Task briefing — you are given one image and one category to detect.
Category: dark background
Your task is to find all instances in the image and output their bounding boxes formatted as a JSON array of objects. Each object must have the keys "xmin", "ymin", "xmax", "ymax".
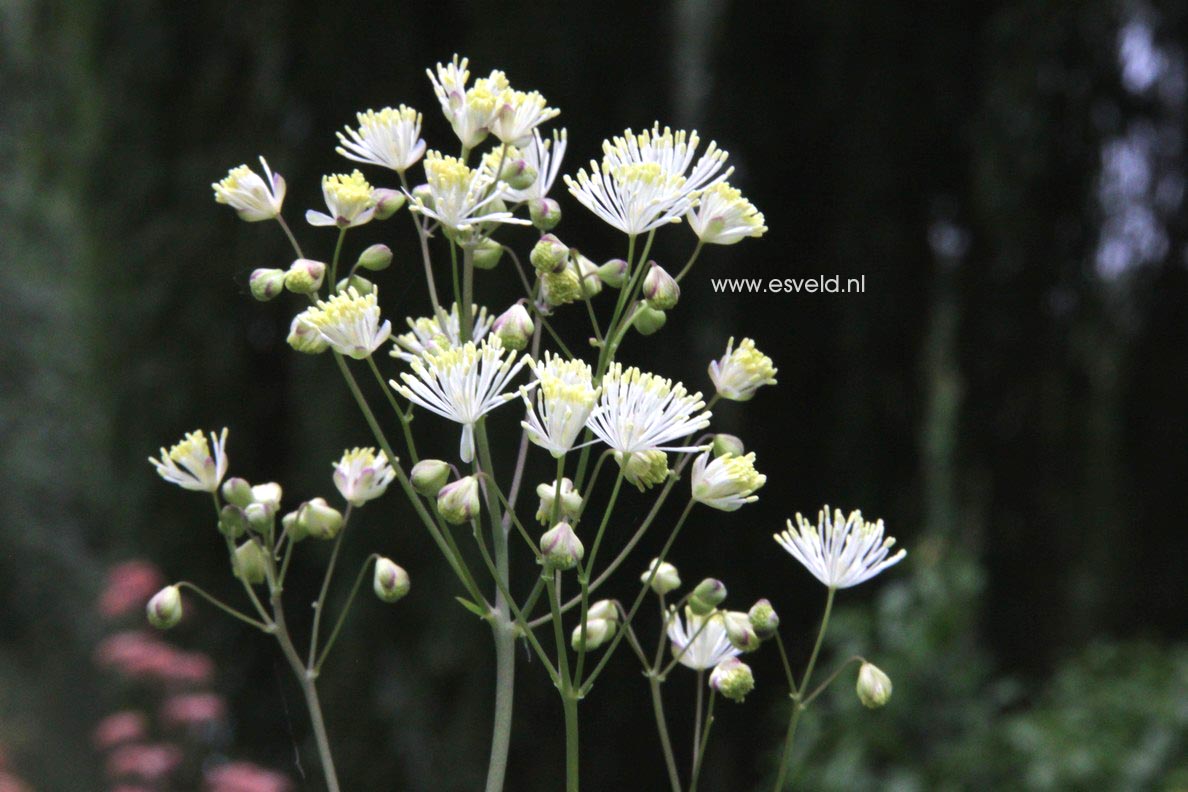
[{"xmin": 3, "ymin": 1, "xmax": 1188, "ymax": 790}]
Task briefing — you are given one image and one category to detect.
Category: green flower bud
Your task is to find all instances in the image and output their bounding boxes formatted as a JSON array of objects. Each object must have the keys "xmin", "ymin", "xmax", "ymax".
[
  {"xmin": 641, "ymin": 558, "xmax": 681, "ymax": 595},
  {"xmin": 541, "ymin": 266, "xmax": 583, "ymax": 307},
  {"xmin": 472, "ymin": 237, "xmax": 504, "ymax": 270},
  {"xmin": 296, "ymin": 497, "xmax": 344, "ymax": 540},
  {"xmin": 218, "ymin": 505, "xmax": 248, "ymax": 539},
  {"xmin": 232, "ymin": 541, "xmax": 268, "ymax": 585},
  {"xmin": 373, "ymin": 557, "xmax": 411, "ymax": 603},
  {"xmin": 632, "ymin": 304, "xmax": 667, "ymax": 336},
  {"xmin": 249, "ymin": 268, "xmax": 286, "ymax": 302},
  {"xmin": 689, "ymin": 578, "xmax": 727, "ymax": 615},
  {"xmin": 530, "ymin": 198, "xmax": 561, "ymax": 230},
  {"xmin": 411, "ymin": 459, "xmax": 451, "ymax": 497},
  {"xmin": 748, "ymin": 599, "xmax": 779, "ymax": 640},
  {"xmin": 614, "ymin": 449, "xmax": 669, "ymax": 491},
  {"xmin": 287, "ymin": 312, "xmax": 329, "ymax": 354},
  {"xmin": 643, "ymin": 262, "xmax": 680, "ymax": 310},
  {"xmin": 574, "ymin": 254, "xmax": 603, "ymax": 297},
  {"xmin": 712, "ymin": 434, "xmax": 746, "ymax": 458},
  {"xmin": 540, "ymin": 521, "xmax": 584, "ymax": 571},
  {"xmin": 535, "ymin": 478, "xmax": 583, "ymax": 524},
  {"xmin": 221, "ymin": 477, "xmax": 254, "ymax": 508},
  {"xmin": 243, "ymin": 502, "xmax": 274, "ymax": 534},
  {"xmin": 282, "ymin": 510, "xmax": 306, "ymax": 542},
  {"xmin": 571, "ymin": 617, "xmax": 615, "ymax": 651},
  {"xmin": 500, "ymin": 158, "xmax": 537, "ymax": 191},
  {"xmin": 724, "ymin": 611, "xmax": 761, "ymax": 652},
  {"xmin": 336, "ymin": 274, "xmax": 375, "ymax": 295},
  {"xmin": 530, "ymin": 234, "xmax": 569, "ymax": 274},
  {"xmin": 372, "ymin": 188, "xmax": 406, "ymax": 220},
  {"xmin": 250, "ymin": 482, "xmax": 283, "ymax": 513},
  {"xmin": 411, "ymin": 183, "xmax": 434, "ymax": 211},
  {"xmin": 146, "ymin": 585, "xmax": 183, "ymax": 629},
  {"xmin": 710, "ymin": 658, "xmax": 755, "ymax": 702},
  {"xmin": 587, "ymin": 599, "xmax": 618, "ymax": 623},
  {"xmin": 856, "ymin": 662, "xmax": 892, "ymax": 709},
  {"xmin": 436, "ymin": 476, "xmax": 480, "ymax": 525},
  {"xmin": 357, "ymin": 243, "xmax": 393, "ymax": 271},
  {"xmin": 597, "ymin": 259, "xmax": 628, "ymax": 288},
  {"xmin": 284, "ymin": 258, "xmax": 326, "ymax": 295},
  {"xmin": 493, "ymin": 303, "xmax": 534, "ymax": 351}
]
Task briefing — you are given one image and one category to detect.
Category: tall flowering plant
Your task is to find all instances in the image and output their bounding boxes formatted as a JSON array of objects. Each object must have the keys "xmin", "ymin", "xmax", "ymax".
[{"xmin": 144, "ymin": 53, "xmax": 908, "ymax": 791}]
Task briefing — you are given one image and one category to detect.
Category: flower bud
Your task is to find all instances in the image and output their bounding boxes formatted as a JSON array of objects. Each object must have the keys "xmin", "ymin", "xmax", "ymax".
[
  {"xmin": 472, "ymin": 237, "xmax": 504, "ymax": 270},
  {"xmin": 641, "ymin": 558, "xmax": 681, "ymax": 595},
  {"xmin": 411, "ymin": 183, "xmax": 434, "ymax": 210},
  {"xmin": 411, "ymin": 459, "xmax": 451, "ymax": 497},
  {"xmin": 724, "ymin": 611, "xmax": 761, "ymax": 652},
  {"xmin": 287, "ymin": 312, "xmax": 329, "ymax": 354},
  {"xmin": 748, "ymin": 599, "xmax": 779, "ymax": 640},
  {"xmin": 493, "ymin": 303, "xmax": 534, "ymax": 351},
  {"xmin": 856, "ymin": 662, "xmax": 892, "ymax": 709},
  {"xmin": 530, "ymin": 234, "xmax": 569, "ymax": 274},
  {"xmin": 643, "ymin": 262, "xmax": 680, "ymax": 310},
  {"xmin": 710, "ymin": 658, "xmax": 755, "ymax": 702},
  {"xmin": 295, "ymin": 497, "xmax": 344, "ymax": 540},
  {"xmin": 689, "ymin": 578, "xmax": 727, "ymax": 615},
  {"xmin": 147, "ymin": 585, "xmax": 183, "ymax": 629},
  {"xmin": 232, "ymin": 541, "xmax": 267, "ymax": 585},
  {"xmin": 221, "ymin": 477, "xmax": 254, "ymax": 508},
  {"xmin": 218, "ymin": 505, "xmax": 248, "ymax": 539},
  {"xmin": 632, "ymin": 304, "xmax": 667, "ymax": 336},
  {"xmin": 249, "ymin": 268, "xmax": 286, "ymax": 302},
  {"xmin": 614, "ymin": 449, "xmax": 669, "ymax": 491},
  {"xmin": 712, "ymin": 434, "xmax": 746, "ymax": 458},
  {"xmin": 571, "ymin": 617, "xmax": 614, "ymax": 651},
  {"xmin": 540, "ymin": 522, "xmax": 583, "ymax": 571},
  {"xmin": 373, "ymin": 557, "xmax": 411, "ymax": 603},
  {"xmin": 372, "ymin": 188, "xmax": 406, "ymax": 220},
  {"xmin": 500, "ymin": 158, "xmax": 537, "ymax": 191},
  {"xmin": 597, "ymin": 259, "xmax": 628, "ymax": 288},
  {"xmin": 357, "ymin": 243, "xmax": 393, "ymax": 271},
  {"xmin": 574, "ymin": 254, "xmax": 603, "ymax": 297},
  {"xmin": 587, "ymin": 599, "xmax": 618, "ymax": 623},
  {"xmin": 530, "ymin": 198, "xmax": 562, "ymax": 230},
  {"xmin": 535, "ymin": 478, "xmax": 583, "ymax": 524},
  {"xmin": 284, "ymin": 259, "xmax": 326, "ymax": 295},
  {"xmin": 541, "ymin": 266, "xmax": 583, "ymax": 307},
  {"xmin": 250, "ymin": 482, "xmax": 283, "ymax": 513},
  {"xmin": 336, "ymin": 274, "xmax": 375, "ymax": 295},
  {"xmin": 436, "ymin": 476, "xmax": 480, "ymax": 525},
  {"xmin": 243, "ymin": 502, "xmax": 274, "ymax": 534},
  {"xmin": 282, "ymin": 510, "xmax": 305, "ymax": 542}
]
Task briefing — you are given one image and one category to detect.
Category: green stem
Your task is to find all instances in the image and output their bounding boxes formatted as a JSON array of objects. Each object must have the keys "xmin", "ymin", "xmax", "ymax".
[
  {"xmin": 674, "ymin": 241, "xmax": 705, "ymax": 283},
  {"xmin": 801, "ymin": 655, "xmax": 865, "ymax": 708},
  {"xmin": 330, "ymin": 228, "xmax": 347, "ymax": 291},
  {"xmin": 366, "ymin": 355, "xmax": 419, "ymax": 465},
  {"xmin": 315, "ymin": 554, "xmax": 380, "ymax": 673},
  {"xmin": 692, "ymin": 670, "xmax": 704, "ymax": 778},
  {"xmin": 276, "ymin": 214, "xmax": 306, "ymax": 259},
  {"xmin": 649, "ymin": 675, "xmax": 682, "ymax": 792},
  {"xmin": 399, "ymin": 171, "xmax": 443, "ymax": 317},
  {"xmin": 308, "ymin": 507, "xmax": 351, "ymax": 667},
  {"xmin": 563, "ymin": 689, "xmax": 580, "ymax": 792},
  {"xmin": 574, "ymin": 467, "xmax": 626, "ymax": 684},
  {"xmin": 174, "ymin": 581, "xmax": 272, "ymax": 632},
  {"xmin": 689, "ymin": 692, "xmax": 716, "ymax": 792}
]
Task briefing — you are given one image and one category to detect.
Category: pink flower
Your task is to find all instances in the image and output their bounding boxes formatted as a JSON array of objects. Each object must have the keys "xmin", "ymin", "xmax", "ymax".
[
  {"xmin": 92, "ymin": 711, "xmax": 149, "ymax": 751},
  {"xmin": 204, "ymin": 762, "xmax": 293, "ymax": 792},
  {"xmin": 161, "ymin": 693, "xmax": 226, "ymax": 728},
  {"xmin": 99, "ymin": 561, "xmax": 166, "ymax": 619},
  {"xmin": 105, "ymin": 743, "xmax": 183, "ymax": 783}
]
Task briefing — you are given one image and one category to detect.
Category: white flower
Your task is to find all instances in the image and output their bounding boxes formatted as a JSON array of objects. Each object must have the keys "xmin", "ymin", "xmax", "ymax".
[
  {"xmin": 520, "ymin": 353, "xmax": 600, "ymax": 457},
  {"xmin": 774, "ymin": 506, "xmax": 907, "ymax": 589},
  {"xmin": 303, "ymin": 287, "xmax": 392, "ymax": 359},
  {"xmin": 491, "ymin": 89, "xmax": 560, "ymax": 146},
  {"xmin": 667, "ymin": 606, "xmax": 740, "ymax": 670},
  {"xmin": 564, "ymin": 123, "xmax": 731, "ymax": 235},
  {"xmin": 586, "ymin": 363, "xmax": 711, "ymax": 455},
  {"xmin": 149, "ymin": 428, "xmax": 229, "ymax": 493},
  {"xmin": 691, "ymin": 451, "xmax": 766, "ymax": 511},
  {"xmin": 306, "ymin": 170, "xmax": 377, "ymax": 228},
  {"xmin": 708, "ymin": 337, "xmax": 778, "ymax": 401},
  {"xmin": 389, "ymin": 303, "xmax": 493, "ymax": 363},
  {"xmin": 410, "ymin": 151, "xmax": 529, "ymax": 236},
  {"xmin": 504, "ymin": 129, "xmax": 568, "ymax": 203},
  {"xmin": 212, "ymin": 157, "xmax": 285, "ymax": 222},
  {"xmin": 687, "ymin": 182, "xmax": 767, "ymax": 245},
  {"xmin": 391, "ymin": 338, "xmax": 529, "ymax": 462},
  {"xmin": 427, "ymin": 55, "xmax": 508, "ymax": 149},
  {"xmin": 336, "ymin": 106, "xmax": 427, "ymax": 173},
  {"xmin": 332, "ymin": 447, "xmax": 396, "ymax": 506}
]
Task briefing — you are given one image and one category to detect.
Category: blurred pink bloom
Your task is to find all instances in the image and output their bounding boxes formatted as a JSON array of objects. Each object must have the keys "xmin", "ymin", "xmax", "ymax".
[
  {"xmin": 94, "ymin": 630, "xmax": 165, "ymax": 671},
  {"xmin": 99, "ymin": 561, "xmax": 167, "ymax": 619},
  {"xmin": 158, "ymin": 651, "xmax": 215, "ymax": 686},
  {"xmin": 105, "ymin": 743, "xmax": 183, "ymax": 782},
  {"xmin": 204, "ymin": 762, "xmax": 293, "ymax": 792},
  {"xmin": 110, "ymin": 786, "xmax": 155, "ymax": 792},
  {"xmin": 92, "ymin": 711, "xmax": 149, "ymax": 751},
  {"xmin": 0, "ymin": 772, "xmax": 33, "ymax": 792},
  {"xmin": 161, "ymin": 692, "xmax": 226, "ymax": 728},
  {"xmin": 94, "ymin": 632, "xmax": 215, "ymax": 687}
]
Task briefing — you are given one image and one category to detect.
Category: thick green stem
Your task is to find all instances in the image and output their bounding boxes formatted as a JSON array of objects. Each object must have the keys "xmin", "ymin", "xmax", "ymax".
[
  {"xmin": 649, "ymin": 675, "xmax": 682, "ymax": 792},
  {"xmin": 563, "ymin": 691, "xmax": 580, "ymax": 792}
]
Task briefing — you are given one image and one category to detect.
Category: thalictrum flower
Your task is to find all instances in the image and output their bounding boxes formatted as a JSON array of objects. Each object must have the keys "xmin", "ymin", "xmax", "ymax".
[
  {"xmin": 148, "ymin": 429, "xmax": 229, "ymax": 493},
  {"xmin": 427, "ymin": 55, "xmax": 509, "ymax": 149},
  {"xmin": 332, "ymin": 447, "xmax": 396, "ymax": 506},
  {"xmin": 667, "ymin": 606, "xmax": 740, "ymax": 670},
  {"xmin": 490, "ymin": 89, "xmax": 560, "ymax": 146},
  {"xmin": 389, "ymin": 303, "xmax": 493, "ymax": 363},
  {"xmin": 212, "ymin": 157, "xmax": 285, "ymax": 222},
  {"xmin": 409, "ymin": 151, "xmax": 529, "ymax": 236},
  {"xmin": 306, "ymin": 170, "xmax": 377, "ymax": 228},
  {"xmin": 687, "ymin": 182, "xmax": 767, "ymax": 245},
  {"xmin": 303, "ymin": 287, "xmax": 392, "ymax": 359},
  {"xmin": 774, "ymin": 506, "xmax": 907, "ymax": 589},
  {"xmin": 520, "ymin": 353, "xmax": 600, "ymax": 457},
  {"xmin": 336, "ymin": 106, "xmax": 427, "ymax": 173},
  {"xmin": 691, "ymin": 451, "xmax": 766, "ymax": 511},
  {"xmin": 708, "ymin": 337, "xmax": 777, "ymax": 401},
  {"xmin": 586, "ymin": 363, "xmax": 711, "ymax": 455},
  {"xmin": 504, "ymin": 129, "xmax": 568, "ymax": 203}
]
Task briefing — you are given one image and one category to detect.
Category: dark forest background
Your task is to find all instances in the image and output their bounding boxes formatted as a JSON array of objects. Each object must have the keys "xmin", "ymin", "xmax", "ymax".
[{"xmin": 2, "ymin": 1, "xmax": 1188, "ymax": 790}]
